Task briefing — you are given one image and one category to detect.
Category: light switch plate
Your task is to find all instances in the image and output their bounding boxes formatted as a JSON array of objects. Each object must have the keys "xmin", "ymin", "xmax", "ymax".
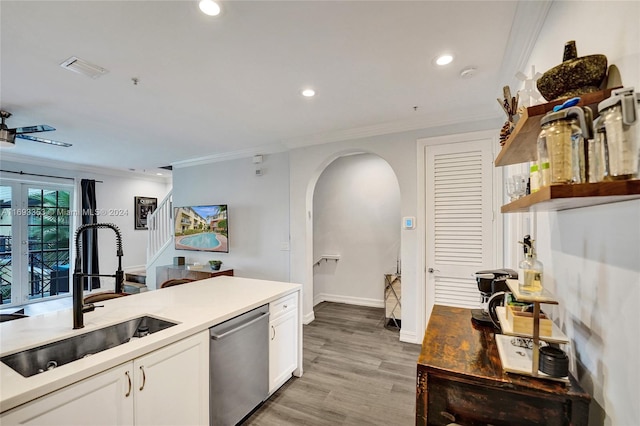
[{"xmin": 403, "ymin": 216, "xmax": 415, "ymax": 229}]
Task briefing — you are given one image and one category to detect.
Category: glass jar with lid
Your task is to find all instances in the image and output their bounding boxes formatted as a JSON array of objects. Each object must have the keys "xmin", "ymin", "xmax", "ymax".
[
  {"xmin": 537, "ymin": 106, "xmax": 592, "ymax": 184},
  {"xmin": 597, "ymin": 87, "xmax": 639, "ymax": 179}
]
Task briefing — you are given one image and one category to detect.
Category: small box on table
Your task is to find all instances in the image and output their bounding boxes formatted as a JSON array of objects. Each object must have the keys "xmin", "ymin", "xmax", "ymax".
[{"xmin": 506, "ymin": 303, "xmax": 552, "ymax": 337}]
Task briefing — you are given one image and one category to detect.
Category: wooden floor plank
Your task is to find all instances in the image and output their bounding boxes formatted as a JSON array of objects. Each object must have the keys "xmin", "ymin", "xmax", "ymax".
[{"xmin": 244, "ymin": 302, "xmax": 421, "ymax": 426}]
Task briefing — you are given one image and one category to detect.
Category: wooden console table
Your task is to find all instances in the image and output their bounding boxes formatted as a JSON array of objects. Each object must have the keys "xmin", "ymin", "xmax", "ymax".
[
  {"xmin": 156, "ymin": 264, "xmax": 234, "ymax": 287},
  {"xmin": 416, "ymin": 305, "xmax": 590, "ymax": 426}
]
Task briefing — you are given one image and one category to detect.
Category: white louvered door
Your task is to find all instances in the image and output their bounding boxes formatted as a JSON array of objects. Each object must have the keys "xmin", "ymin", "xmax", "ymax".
[{"xmin": 425, "ymin": 138, "xmax": 495, "ymax": 310}]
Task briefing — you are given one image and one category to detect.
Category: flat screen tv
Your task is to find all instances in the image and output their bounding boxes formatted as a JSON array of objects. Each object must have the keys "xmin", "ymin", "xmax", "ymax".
[{"xmin": 174, "ymin": 204, "xmax": 228, "ymax": 252}]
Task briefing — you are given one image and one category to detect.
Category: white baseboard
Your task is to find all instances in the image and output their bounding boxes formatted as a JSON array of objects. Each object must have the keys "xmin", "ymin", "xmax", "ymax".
[
  {"xmin": 303, "ymin": 310, "xmax": 315, "ymax": 325},
  {"xmin": 313, "ymin": 293, "xmax": 384, "ymax": 309},
  {"xmin": 400, "ymin": 329, "xmax": 420, "ymax": 345}
]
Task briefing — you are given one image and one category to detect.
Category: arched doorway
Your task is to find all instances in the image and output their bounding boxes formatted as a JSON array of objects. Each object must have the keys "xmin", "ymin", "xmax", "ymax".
[{"xmin": 310, "ymin": 152, "xmax": 401, "ymax": 319}]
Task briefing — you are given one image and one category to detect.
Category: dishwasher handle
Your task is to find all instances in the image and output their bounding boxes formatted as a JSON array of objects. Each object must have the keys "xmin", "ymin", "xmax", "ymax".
[{"xmin": 210, "ymin": 311, "xmax": 269, "ymax": 340}]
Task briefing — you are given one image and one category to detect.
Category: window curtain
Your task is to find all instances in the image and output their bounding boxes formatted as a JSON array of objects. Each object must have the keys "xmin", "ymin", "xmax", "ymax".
[{"xmin": 80, "ymin": 179, "xmax": 100, "ymax": 290}]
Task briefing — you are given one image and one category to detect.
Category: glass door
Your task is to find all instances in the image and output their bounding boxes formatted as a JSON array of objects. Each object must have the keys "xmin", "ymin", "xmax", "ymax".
[
  {"xmin": 26, "ymin": 187, "xmax": 72, "ymax": 300},
  {"xmin": 0, "ymin": 181, "xmax": 72, "ymax": 306}
]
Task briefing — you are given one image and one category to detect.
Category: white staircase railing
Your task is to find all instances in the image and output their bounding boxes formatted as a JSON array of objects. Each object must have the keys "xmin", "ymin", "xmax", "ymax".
[{"xmin": 147, "ymin": 190, "xmax": 173, "ymax": 265}]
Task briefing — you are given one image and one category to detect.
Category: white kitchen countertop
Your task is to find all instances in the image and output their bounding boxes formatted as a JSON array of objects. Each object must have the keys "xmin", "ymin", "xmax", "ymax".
[{"xmin": 0, "ymin": 276, "xmax": 301, "ymax": 413}]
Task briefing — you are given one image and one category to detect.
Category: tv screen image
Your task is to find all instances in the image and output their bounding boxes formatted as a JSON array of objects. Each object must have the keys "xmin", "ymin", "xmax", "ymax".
[{"xmin": 174, "ymin": 204, "xmax": 228, "ymax": 252}]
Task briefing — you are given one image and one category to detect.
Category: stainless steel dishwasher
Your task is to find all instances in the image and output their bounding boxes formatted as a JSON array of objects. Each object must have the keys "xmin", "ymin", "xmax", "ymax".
[{"xmin": 209, "ymin": 304, "xmax": 269, "ymax": 426}]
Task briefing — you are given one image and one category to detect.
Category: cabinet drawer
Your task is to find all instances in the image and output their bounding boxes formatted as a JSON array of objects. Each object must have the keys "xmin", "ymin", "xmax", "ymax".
[
  {"xmin": 427, "ymin": 375, "xmax": 573, "ymax": 426},
  {"xmin": 269, "ymin": 293, "xmax": 297, "ymax": 319}
]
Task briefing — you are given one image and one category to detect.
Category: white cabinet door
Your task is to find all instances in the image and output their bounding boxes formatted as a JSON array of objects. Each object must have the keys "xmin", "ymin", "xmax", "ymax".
[
  {"xmin": 1, "ymin": 363, "xmax": 134, "ymax": 426},
  {"xmin": 133, "ymin": 331, "xmax": 209, "ymax": 426},
  {"xmin": 269, "ymin": 308, "xmax": 298, "ymax": 394},
  {"xmin": 1, "ymin": 332, "xmax": 209, "ymax": 426}
]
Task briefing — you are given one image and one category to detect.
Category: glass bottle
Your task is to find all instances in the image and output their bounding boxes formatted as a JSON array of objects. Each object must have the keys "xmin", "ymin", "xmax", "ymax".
[
  {"xmin": 587, "ymin": 116, "xmax": 607, "ymax": 182},
  {"xmin": 537, "ymin": 125, "xmax": 550, "ymax": 188},
  {"xmin": 540, "ymin": 161, "xmax": 550, "ymax": 187},
  {"xmin": 578, "ymin": 107, "xmax": 593, "ymax": 183},
  {"xmin": 530, "ymin": 163, "xmax": 540, "ymax": 193},
  {"xmin": 518, "ymin": 236, "xmax": 543, "ymax": 294}
]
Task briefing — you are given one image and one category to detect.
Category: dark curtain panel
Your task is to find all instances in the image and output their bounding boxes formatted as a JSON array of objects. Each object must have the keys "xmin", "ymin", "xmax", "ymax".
[{"xmin": 80, "ymin": 179, "xmax": 100, "ymax": 290}]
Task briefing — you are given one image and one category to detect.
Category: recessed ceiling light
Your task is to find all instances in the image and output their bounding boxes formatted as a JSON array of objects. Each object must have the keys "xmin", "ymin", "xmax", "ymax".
[
  {"xmin": 434, "ymin": 54, "xmax": 454, "ymax": 66},
  {"xmin": 156, "ymin": 173, "xmax": 163, "ymax": 176},
  {"xmin": 199, "ymin": 0, "xmax": 221, "ymax": 16},
  {"xmin": 302, "ymin": 89, "xmax": 316, "ymax": 97}
]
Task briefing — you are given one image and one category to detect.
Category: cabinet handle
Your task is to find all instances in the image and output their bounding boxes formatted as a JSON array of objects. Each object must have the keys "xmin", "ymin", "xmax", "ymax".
[
  {"xmin": 271, "ymin": 325, "xmax": 275, "ymax": 340},
  {"xmin": 125, "ymin": 371, "xmax": 132, "ymax": 397},
  {"xmin": 440, "ymin": 411, "xmax": 456, "ymax": 423},
  {"xmin": 283, "ymin": 304, "xmax": 288, "ymax": 309},
  {"xmin": 139, "ymin": 366, "xmax": 146, "ymax": 391}
]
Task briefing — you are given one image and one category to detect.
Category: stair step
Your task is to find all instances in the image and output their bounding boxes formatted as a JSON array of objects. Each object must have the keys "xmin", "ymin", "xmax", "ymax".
[
  {"xmin": 125, "ymin": 271, "xmax": 146, "ymax": 284},
  {"xmin": 124, "ymin": 282, "xmax": 148, "ymax": 294}
]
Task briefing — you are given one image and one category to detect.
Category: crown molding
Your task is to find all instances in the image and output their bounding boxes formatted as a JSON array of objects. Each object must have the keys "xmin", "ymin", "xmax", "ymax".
[
  {"xmin": 281, "ymin": 109, "xmax": 502, "ymax": 149},
  {"xmin": 171, "ymin": 142, "xmax": 289, "ymax": 169},
  {"xmin": 0, "ymin": 152, "xmax": 171, "ymax": 183},
  {"xmin": 497, "ymin": 0, "xmax": 552, "ymax": 93},
  {"xmin": 172, "ymin": 108, "xmax": 503, "ymax": 169}
]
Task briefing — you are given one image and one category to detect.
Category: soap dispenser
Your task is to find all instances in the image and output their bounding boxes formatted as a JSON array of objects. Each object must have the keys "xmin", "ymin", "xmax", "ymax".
[{"xmin": 518, "ymin": 235, "xmax": 544, "ymax": 294}]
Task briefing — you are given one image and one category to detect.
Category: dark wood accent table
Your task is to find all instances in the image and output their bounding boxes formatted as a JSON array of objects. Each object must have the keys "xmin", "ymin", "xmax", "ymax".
[
  {"xmin": 416, "ymin": 305, "xmax": 590, "ymax": 426},
  {"xmin": 156, "ymin": 264, "xmax": 233, "ymax": 287}
]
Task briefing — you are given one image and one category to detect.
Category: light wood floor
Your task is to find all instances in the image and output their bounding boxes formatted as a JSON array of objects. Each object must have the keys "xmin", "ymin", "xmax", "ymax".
[{"xmin": 244, "ymin": 302, "xmax": 422, "ymax": 426}]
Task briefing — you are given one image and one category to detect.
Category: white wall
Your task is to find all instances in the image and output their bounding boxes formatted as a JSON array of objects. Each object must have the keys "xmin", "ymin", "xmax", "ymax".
[
  {"xmin": 313, "ymin": 153, "xmax": 400, "ymax": 307},
  {"xmin": 91, "ymin": 172, "xmax": 170, "ymax": 278},
  {"xmin": 0, "ymin": 158, "xmax": 171, "ymax": 293},
  {"xmin": 511, "ymin": 2, "xmax": 640, "ymax": 424},
  {"xmin": 289, "ymin": 117, "xmax": 500, "ymax": 340},
  {"xmin": 170, "ymin": 152, "xmax": 290, "ymax": 284}
]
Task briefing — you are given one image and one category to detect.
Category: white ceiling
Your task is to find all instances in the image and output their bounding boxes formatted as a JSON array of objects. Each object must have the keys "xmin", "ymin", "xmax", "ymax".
[{"xmin": 0, "ymin": 1, "xmax": 548, "ymax": 175}]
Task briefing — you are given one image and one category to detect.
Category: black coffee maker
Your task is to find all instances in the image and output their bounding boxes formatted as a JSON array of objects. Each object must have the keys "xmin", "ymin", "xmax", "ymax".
[{"xmin": 471, "ymin": 268, "xmax": 517, "ymax": 327}]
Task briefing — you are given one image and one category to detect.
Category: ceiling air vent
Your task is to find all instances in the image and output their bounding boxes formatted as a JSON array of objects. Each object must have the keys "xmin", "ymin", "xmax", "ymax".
[{"xmin": 60, "ymin": 56, "xmax": 108, "ymax": 79}]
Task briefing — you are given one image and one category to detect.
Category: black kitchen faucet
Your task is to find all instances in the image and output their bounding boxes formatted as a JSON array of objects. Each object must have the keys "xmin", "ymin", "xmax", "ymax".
[{"xmin": 72, "ymin": 223, "xmax": 124, "ymax": 329}]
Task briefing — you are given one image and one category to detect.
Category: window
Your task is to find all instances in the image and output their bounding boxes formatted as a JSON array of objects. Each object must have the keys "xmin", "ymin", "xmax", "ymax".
[{"xmin": 0, "ymin": 181, "xmax": 73, "ymax": 306}]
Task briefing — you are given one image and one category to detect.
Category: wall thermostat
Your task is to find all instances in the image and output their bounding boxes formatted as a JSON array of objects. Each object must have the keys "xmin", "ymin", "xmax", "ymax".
[{"xmin": 403, "ymin": 217, "xmax": 415, "ymax": 230}]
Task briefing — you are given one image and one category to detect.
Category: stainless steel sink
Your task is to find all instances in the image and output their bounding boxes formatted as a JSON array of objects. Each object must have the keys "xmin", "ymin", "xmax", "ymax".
[{"xmin": 1, "ymin": 315, "xmax": 177, "ymax": 377}]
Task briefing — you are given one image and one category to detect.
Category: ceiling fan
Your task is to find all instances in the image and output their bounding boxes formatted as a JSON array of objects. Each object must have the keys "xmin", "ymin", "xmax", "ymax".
[{"xmin": 0, "ymin": 110, "xmax": 72, "ymax": 148}]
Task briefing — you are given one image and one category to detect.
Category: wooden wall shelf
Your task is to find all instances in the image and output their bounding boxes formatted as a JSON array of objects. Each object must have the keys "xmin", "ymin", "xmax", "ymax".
[
  {"xmin": 501, "ymin": 180, "xmax": 640, "ymax": 213},
  {"xmin": 495, "ymin": 88, "xmax": 619, "ymax": 167},
  {"xmin": 493, "ymin": 87, "xmax": 640, "ymax": 213}
]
